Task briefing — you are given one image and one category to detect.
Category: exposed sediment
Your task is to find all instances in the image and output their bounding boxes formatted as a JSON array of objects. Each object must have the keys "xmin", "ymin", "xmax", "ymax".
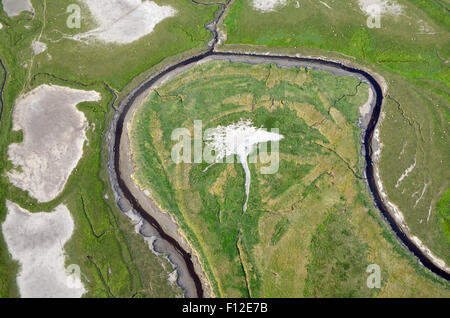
[
  {"xmin": 2, "ymin": 201, "xmax": 86, "ymax": 298},
  {"xmin": 105, "ymin": 0, "xmax": 448, "ymax": 299},
  {"xmin": 1, "ymin": 0, "xmax": 33, "ymax": 18},
  {"xmin": 73, "ymin": 0, "xmax": 177, "ymax": 44}
]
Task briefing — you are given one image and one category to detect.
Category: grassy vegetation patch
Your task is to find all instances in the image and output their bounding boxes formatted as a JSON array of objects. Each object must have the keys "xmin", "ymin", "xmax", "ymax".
[{"xmin": 304, "ymin": 209, "xmax": 370, "ymax": 298}]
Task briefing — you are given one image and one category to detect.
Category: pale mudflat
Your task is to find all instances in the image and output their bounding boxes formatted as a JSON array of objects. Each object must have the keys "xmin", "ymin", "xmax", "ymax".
[
  {"xmin": 7, "ymin": 84, "xmax": 100, "ymax": 202},
  {"xmin": 251, "ymin": 0, "xmax": 287, "ymax": 12},
  {"xmin": 2, "ymin": 201, "xmax": 85, "ymax": 298}
]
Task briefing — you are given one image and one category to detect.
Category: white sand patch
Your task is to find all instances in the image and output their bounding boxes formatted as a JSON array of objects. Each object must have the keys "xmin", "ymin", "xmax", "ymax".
[
  {"xmin": 358, "ymin": 0, "xmax": 403, "ymax": 17},
  {"xmin": 414, "ymin": 182, "xmax": 428, "ymax": 207},
  {"xmin": 411, "ymin": 235, "xmax": 447, "ymax": 269},
  {"xmin": 32, "ymin": 40, "xmax": 47, "ymax": 55},
  {"xmin": 319, "ymin": 1, "xmax": 331, "ymax": 9},
  {"xmin": 168, "ymin": 269, "xmax": 178, "ymax": 285},
  {"xmin": 252, "ymin": 0, "xmax": 287, "ymax": 12},
  {"xmin": 2, "ymin": 201, "xmax": 85, "ymax": 298},
  {"xmin": 7, "ymin": 84, "xmax": 101, "ymax": 202},
  {"xmin": 395, "ymin": 158, "xmax": 416, "ymax": 188},
  {"xmin": 73, "ymin": 0, "xmax": 176, "ymax": 44},
  {"xmin": 203, "ymin": 119, "xmax": 283, "ymax": 212},
  {"xmin": 1, "ymin": 0, "xmax": 33, "ymax": 17}
]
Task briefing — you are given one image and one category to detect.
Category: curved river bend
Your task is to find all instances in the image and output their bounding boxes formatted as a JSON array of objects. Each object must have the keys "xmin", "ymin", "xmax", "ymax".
[{"xmin": 107, "ymin": 50, "xmax": 449, "ymax": 298}]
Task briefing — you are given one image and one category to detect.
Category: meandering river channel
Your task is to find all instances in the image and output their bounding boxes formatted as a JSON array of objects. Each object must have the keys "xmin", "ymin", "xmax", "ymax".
[{"xmin": 106, "ymin": 46, "xmax": 450, "ymax": 298}]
